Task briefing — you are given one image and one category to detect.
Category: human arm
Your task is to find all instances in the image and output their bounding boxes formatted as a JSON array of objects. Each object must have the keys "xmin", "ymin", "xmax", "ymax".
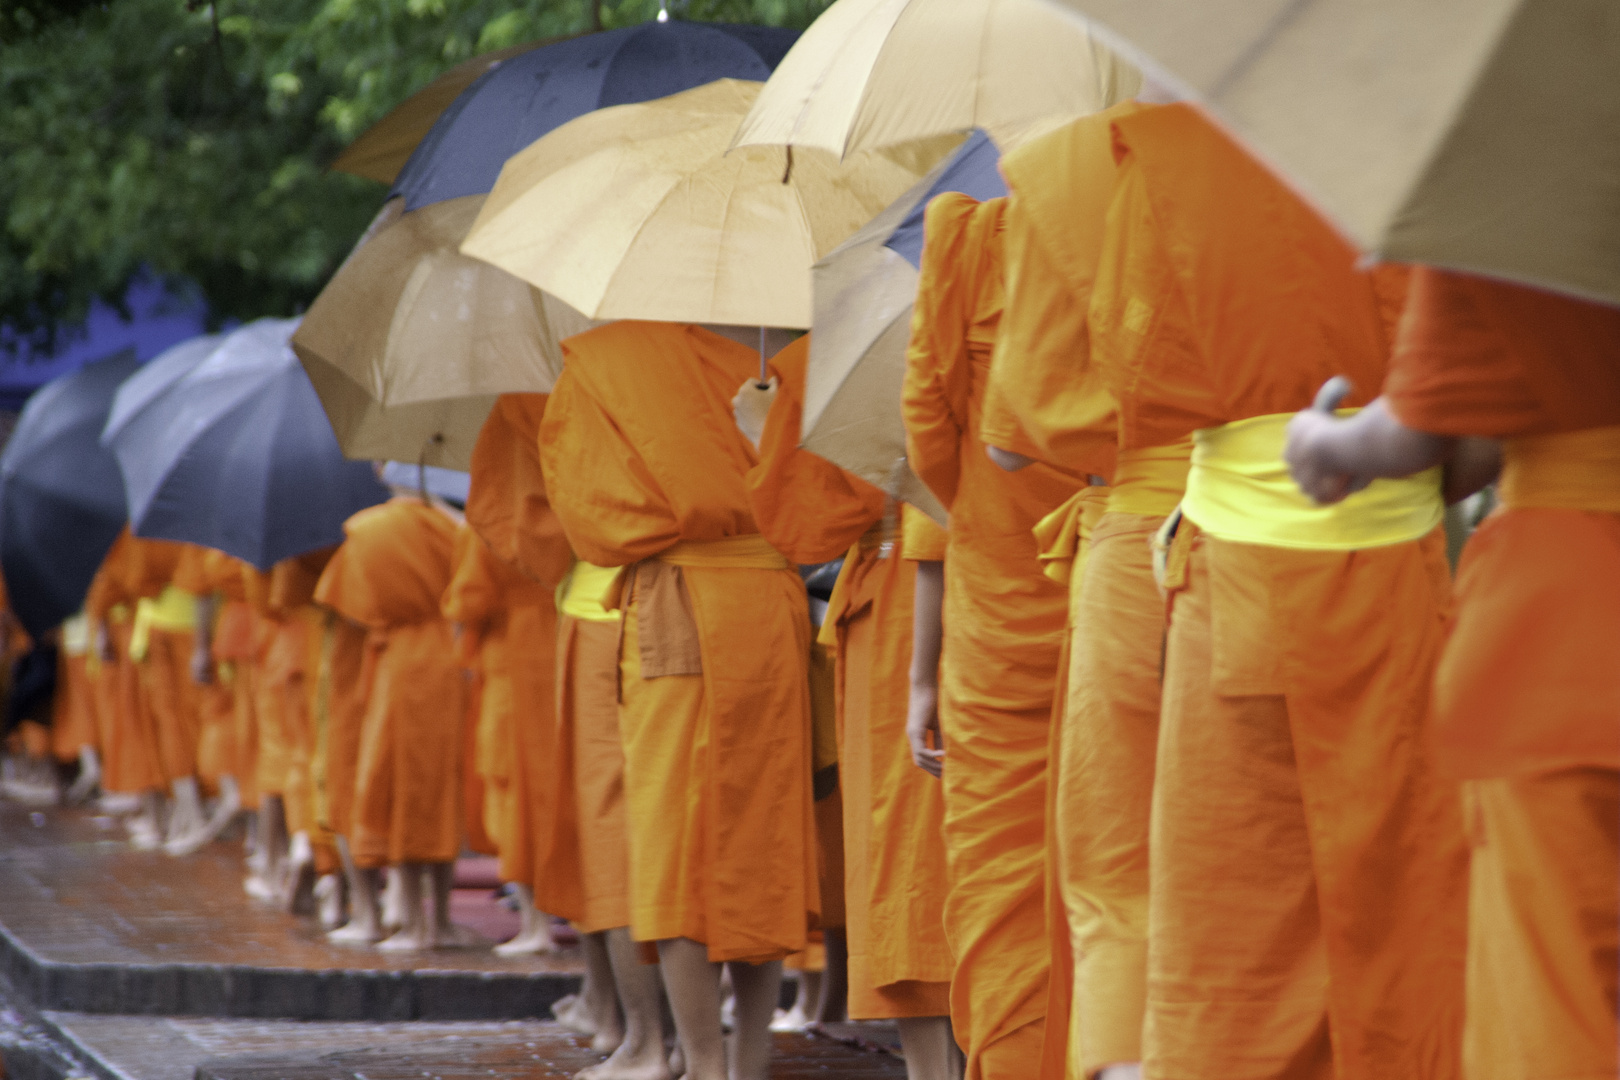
[
  {"xmin": 1286, "ymin": 395, "xmax": 1500, "ymax": 506},
  {"xmin": 190, "ymin": 593, "xmax": 217, "ymax": 684},
  {"xmin": 906, "ymin": 559, "xmax": 945, "ymax": 779}
]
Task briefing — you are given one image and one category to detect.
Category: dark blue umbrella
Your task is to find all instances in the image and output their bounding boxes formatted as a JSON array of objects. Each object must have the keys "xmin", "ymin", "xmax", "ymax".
[
  {"xmin": 392, "ymin": 20, "xmax": 798, "ymax": 211},
  {"xmin": 884, "ymin": 130, "xmax": 1006, "ymax": 268},
  {"xmin": 102, "ymin": 319, "xmax": 389, "ymax": 571},
  {"xmin": 0, "ymin": 349, "xmax": 140, "ymax": 639}
]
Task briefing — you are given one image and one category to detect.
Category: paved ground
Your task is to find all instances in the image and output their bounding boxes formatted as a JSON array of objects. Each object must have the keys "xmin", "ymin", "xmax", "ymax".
[
  {"xmin": 46, "ymin": 1015, "xmax": 906, "ymax": 1080},
  {"xmin": 0, "ymin": 797, "xmax": 907, "ymax": 1078}
]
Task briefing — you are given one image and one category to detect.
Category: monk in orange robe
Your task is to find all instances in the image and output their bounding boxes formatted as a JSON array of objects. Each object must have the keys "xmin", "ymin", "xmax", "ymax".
[
  {"xmin": 742, "ymin": 337, "xmax": 959, "ymax": 1075},
  {"xmin": 315, "ymin": 497, "xmax": 465, "ymax": 950},
  {"xmin": 541, "ymin": 322, "xmax": 817, "ymax": 1080},
  {"xmin": 979, "ymin": 97, "xmax": 1183, "ymax": 1080},
  {"xmin": 1088, "ymin": 104, "xmax": 1468, "ymax": 1078},
  {"xmin": 442, "ymin": 523, "xmax": 567, "ymax": 956},
  {"xmin": 1284, "ymin": 266, "xmax": 1620, "ymax": 1080},
  {"xmin": 902, "ymin": 193, "xmax": 1082, "ymax": 1080},
  {"xmin": 164, "ymin": 545, "xmax": 248, "ymax": 855},
  {"xmin": 463, "ymin": 392, "xmax": 649, "ymax": 1070},
  {"xmin": 83, "ymin": 531, "xmax": 163, "ymax": 837}
]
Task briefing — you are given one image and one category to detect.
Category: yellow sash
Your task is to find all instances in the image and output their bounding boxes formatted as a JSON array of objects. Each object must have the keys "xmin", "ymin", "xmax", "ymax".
[
  {"xmin": 1184, "ymin": 411, "xmax": 1443, "ymax": 550},
  {"xmin": 557, "ymin": 561, "xmax": 623, "ymax": 624},
  {"xmin": 1032, "ymin": 484, "xmax": 1111, "ymax": 586},
  {"xmin": 1498, "ymin": 425, "xmax": 1620, "ymax": 513},
  {"xmin": 1106, "ymin": 440, "xmax": 1192, "ymax": 517},
  {"xmin": 129, "ymin": 585, "xmax": 198, "ymax": 663}
]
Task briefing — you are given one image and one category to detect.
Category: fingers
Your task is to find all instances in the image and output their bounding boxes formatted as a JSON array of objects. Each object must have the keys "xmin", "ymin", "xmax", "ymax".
[{"xmin": 913, "ymin": 746, "xmax": 945, "ymax": 780}]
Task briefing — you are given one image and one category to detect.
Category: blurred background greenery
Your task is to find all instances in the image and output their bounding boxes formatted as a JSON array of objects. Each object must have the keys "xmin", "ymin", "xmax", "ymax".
[{"xmin": 0, "ymin": 0, "xmax": 832, "ymax": 356}]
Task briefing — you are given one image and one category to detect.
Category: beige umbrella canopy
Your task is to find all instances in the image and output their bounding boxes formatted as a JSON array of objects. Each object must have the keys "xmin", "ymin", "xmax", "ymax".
[
  {"xmin": 330, "ymin": 39, "xmax": 559, "ymax": 185},
  {"xmin": 293, "ymin": 196, "xmax": 599, "ymax": 468},
  {"xmin": 729, "ymin": 0, "xmax": 1139, "ymax": 158},
  {"xmin": 798, "ymin": 163, "xmax": 950, "ymax": 524},
  {"xmin": 1049, "ymin": 0, "xmax": 1620, "ymax": 306},
  {"xmin": 461, "ymin": 79, "xmax": 961, "ymax": 329}
]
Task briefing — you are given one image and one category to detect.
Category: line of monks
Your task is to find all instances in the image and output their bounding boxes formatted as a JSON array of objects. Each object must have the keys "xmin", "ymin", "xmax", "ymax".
[{"xmin": 6, "ymin": 91, "xmax": 1617, "ymax": 1080}]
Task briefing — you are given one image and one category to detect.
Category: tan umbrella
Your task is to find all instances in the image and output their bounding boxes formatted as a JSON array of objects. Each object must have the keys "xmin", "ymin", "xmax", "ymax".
[
  {"xmin": 293, "ymin": 196, "xmax": 599, "ymax": 468},
  {"xmin": 1048, "ymin": 0, "xmax": 1620, "ymax": 306},
  {"xmin": 460, "ymin": 79, "xmax": 961, "ymax": 329},
  {"xmin": 330, "ymin": 40, "xmax": 559, "ymax": 185},
  {"xmin": 729, "ymin": 0, "xmax": 1139, "ymax": 158}
]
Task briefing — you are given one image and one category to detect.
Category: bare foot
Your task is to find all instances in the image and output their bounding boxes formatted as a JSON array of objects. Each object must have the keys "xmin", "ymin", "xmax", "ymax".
[
  {"xmin": 327, "ymin": 919, "xmax": 382, "ymax": 946},
  {"xmin": 129, "ymin": 819, "xmax": 163, "ymax": 851},
  {"xmin": 666, "ymin": 1043, "xmax": 683, "ymax": 1077},
  {"xmin": 495, "ymin": 927, "xmax": 561, "ymax": 957},
  {"xmin": 1097, "ymin": 1066, "xmax": 1143, "ymax": 1080},
  {"xmin": 553, "ymin": 994, "xmax": 598, "ymax": 1037},
  {"xmin": 315, "ymin": 875, "xmax": 346, "ymax": 930},
  {"xmin": 575, "ymin": 1043, "xmax": 673, "ymax": 1080},
  {"xmin": 376, "ymin": 926, "xmax": 430, "ymax": 953},
  {"xmin": 243, "ymin": 872, "xmax": 276, "ymax": 901},
  {"xmin": 770, "ymin": 1003, "xmax": 810, "ymax": 1032},
  {"xmin": 591, "ymin": 1023, "xmax": 626, "ymax": 1057},
  {"xmin": 431, "ymin": 923, "xmax": 485, "ymax": 950}
]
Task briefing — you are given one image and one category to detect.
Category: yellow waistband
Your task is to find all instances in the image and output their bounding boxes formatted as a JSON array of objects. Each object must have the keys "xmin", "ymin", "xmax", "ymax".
[
  {"xmin": 558, "ymin": 561, "xmax": 622, "ymax": 624},
  {"xmin": 1499, "ymin": 425, "xmax": 1620, "ymax": 513},
  {"xmin": 1184, "ymin": 411, "xmax": 1443, "ymax": 550},
  {"xmin": 129, "ymin": 585, "xmax": 197, "ymax": 663},
  {"xmin": 61, "ymin": 613, "xmax": 91, "ymax": 656},
  {"xmin": 1107, "ymin": 440, "xmax": 1192, "ymax": 517},
  {"xmin": 1032, "ymin": 485, "xmax": 1111, "ymax": 586},
  {"xmin": 657, "ymin": 534, "xmax": 792, "ymax": 570}
]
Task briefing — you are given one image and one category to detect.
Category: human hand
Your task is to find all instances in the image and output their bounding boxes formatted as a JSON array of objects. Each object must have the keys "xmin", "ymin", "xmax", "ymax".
[
  {"xmin": 732, "ymin": 376, "xmax": 779, "ymax": 450},
  {"xmin": 1284, "ymin": 376, "xmax": 1371, "ymax": 505},
  {"xmin": 907, "ymin": 678, "xmax": 944, "ymax": 779}
]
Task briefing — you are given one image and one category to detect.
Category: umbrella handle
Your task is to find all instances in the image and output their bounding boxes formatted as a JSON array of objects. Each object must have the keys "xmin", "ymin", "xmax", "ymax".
[{"xmin": 757, "ymin": 327, "xmax": 770, "ymax": 389}]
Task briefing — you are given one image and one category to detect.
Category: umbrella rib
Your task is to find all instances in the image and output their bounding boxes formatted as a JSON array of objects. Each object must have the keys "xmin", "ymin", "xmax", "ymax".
[{"xmin": 1206, "ymin": 0, "xmax": 1319, "ymax": 101}]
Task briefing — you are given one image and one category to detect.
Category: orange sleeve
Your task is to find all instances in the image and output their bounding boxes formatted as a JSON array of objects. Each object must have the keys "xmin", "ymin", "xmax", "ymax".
[
  {"xmin": 748, "ymin": 337, "xmax": 887, "ymax": 564},
  {"xmin": 982, "ymin": 113, "xmax": 1126, "ymax": 477},
  {"xmin": 901, "ymin": 194, "xmax": 981, "ymax": 511},
  {"xmin": 441, "ymin": 526, "xmax": 503, "ymax": 627},
  {"xmin": 171, "ymin": 546, "xmax": 214, "ymax": 596},
  {"xmin": 467, "ymin": 394, "xmax": 575, "ymax": 588},
  {"xmin": 1385, "ymin": 267, "xmax": 1620, "ymax": 438},
  {"xmin": 900, "ymin": 503, "xmax": 948, "ymax": 561},
  {"xmin": 539, "ymin": 366, "xmax": 683, "ymax": 568},
  {"xmin": 84, "ymin": 530, "xmax": 135, "ymax": 620}
]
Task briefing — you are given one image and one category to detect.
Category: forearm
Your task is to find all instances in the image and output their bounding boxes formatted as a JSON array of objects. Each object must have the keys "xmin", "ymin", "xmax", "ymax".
[{"xmin": 908, "ymin": 560, "xmax": 944, "ymax": 686}]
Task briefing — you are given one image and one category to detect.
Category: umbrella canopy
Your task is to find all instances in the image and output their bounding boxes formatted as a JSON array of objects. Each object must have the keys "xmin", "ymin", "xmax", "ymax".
[
  {"xmin": 798, "ymin": 131, "xmax": 1004, "ymax": 523},
  {"xmin": 462, "ymin": 79, "xmax": 961, "ymax": 329},
  {"xmin": 292, "ymin": 194, "xmax": 598, "ymax": 435},
  {"xmin": 1052, "ymin": 0, "xmax": 1620, "ymax": 307},
  {"xmin": 392, "ymin": 20, "xmax": 798, "ymax": 212},
  {"xmin": 332, "ymin": 39, "xmax": 562, "ymax": 186},
  {"xmin": 0, "ymin": 349, "xmax": 139, "ymax": 639},
  {"xmin": 730, "ymin": 0, "xmax": 1139, "ymax": 158},
  {"xmin": 102, "ymin": 319, "xmax": 389, "ymax": 571}
]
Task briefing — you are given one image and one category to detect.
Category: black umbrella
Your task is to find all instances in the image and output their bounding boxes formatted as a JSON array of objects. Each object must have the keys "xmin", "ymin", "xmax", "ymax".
[
  {"xmin": 0, "ymin": 348, "xmax": 138, "ymax": 640},
  {"xmin": 391, "ymin": 19, "xmax": 798, "ymax": 212}
]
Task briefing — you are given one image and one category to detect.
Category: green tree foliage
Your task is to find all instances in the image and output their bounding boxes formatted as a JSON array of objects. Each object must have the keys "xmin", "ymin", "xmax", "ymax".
[{"xmin": 0, "ymin": 0, "xmax": 831, "ymax": 355}]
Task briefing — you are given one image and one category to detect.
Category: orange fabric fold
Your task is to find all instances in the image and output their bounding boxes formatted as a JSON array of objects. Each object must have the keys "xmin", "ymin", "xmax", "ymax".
[
  {"xmin": 316, "ymin": 499, "xmax": 463, "ymax": 867},
  {"xmin": 1097, "ymin": 107, "xmax": 1467, "ymax": 1079},
  {"xmin": 542, "ymin": 321, "xmax": 815, "ymax": 963},
  {"xmin": 903, "ymin": 194, "xmax": 1080, "ymax": 1078}
]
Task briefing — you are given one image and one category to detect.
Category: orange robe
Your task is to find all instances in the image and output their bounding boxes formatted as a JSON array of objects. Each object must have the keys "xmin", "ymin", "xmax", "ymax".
[
  {"xmin": 1382, "ymin": 266, "xmax": 1620, "ymax": 1080},
  {"xmin": 305, "ymin": 545, "xmax": 372, "ymax": 846},
  {"xmin": 83, "ymin": 530, "xmax": 162, "ymax": 794},
  {"xmin": 1093, "ymin": 104, "xmax": 1467, "ymax": 1078},
  {"xmin": 464, "ymin": 394, "xmax": 576, "ymax": 917},
  {"xmin": 263, "ymin": 550, "xmax": 335, "ymax": 838},
  {"xmin": 986, "ymin": 101, "xmax": 1183, "ymax": 1078},
  {"xmin": 171, "ymin": 546, "xmax": 241, "ymax": 795},
  {"xmin": 51, "ymin": 622, "xmax": 97, "ymax": 763},
  {"xmin": 902, "ymin": 194, "xmax": 1081, "ymax": 1078},
  {"xmin": 118, "ymin": 536, "xmax": 198, "ymax": 786},
  {"xmin": 315, "ymin": 499, "xmax": 463, "ymax": 867},
  {"xmin": 540, "ymin": 321, "xmax": 815, "ymax": 963},
  {"xmin": 747, "ymin": 338, "xmax": 952, "ymax": 1018},
  {"xmin": 204, "ymin": 551, "xmax": 261, "ymax": 802}
]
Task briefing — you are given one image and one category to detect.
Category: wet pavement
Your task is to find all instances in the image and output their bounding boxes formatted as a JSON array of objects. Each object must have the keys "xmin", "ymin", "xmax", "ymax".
[
  {"xmin": 46, "ymin": 1015, "xmax": 907, "ymax": 1080},
  {"xmin": 0, "ymin": 801, "xmax": 581, "ymax": 1020}
]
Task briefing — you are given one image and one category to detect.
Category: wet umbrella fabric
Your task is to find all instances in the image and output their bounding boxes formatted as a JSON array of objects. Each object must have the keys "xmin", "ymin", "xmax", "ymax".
[
  {"xmin": 797, "ymin": 131, "xmax": 1006, "ymax": 521},
  {"xmin": 0, "ymin": 348, "xmax": 140, "ymax": 640},
  {"xmin": 392, "ymin": 20, "xmax": 798, "ymax": 212},
  {"xmin": 102, "ymin": 319, "xmax": 389, "ymax": 572}
]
